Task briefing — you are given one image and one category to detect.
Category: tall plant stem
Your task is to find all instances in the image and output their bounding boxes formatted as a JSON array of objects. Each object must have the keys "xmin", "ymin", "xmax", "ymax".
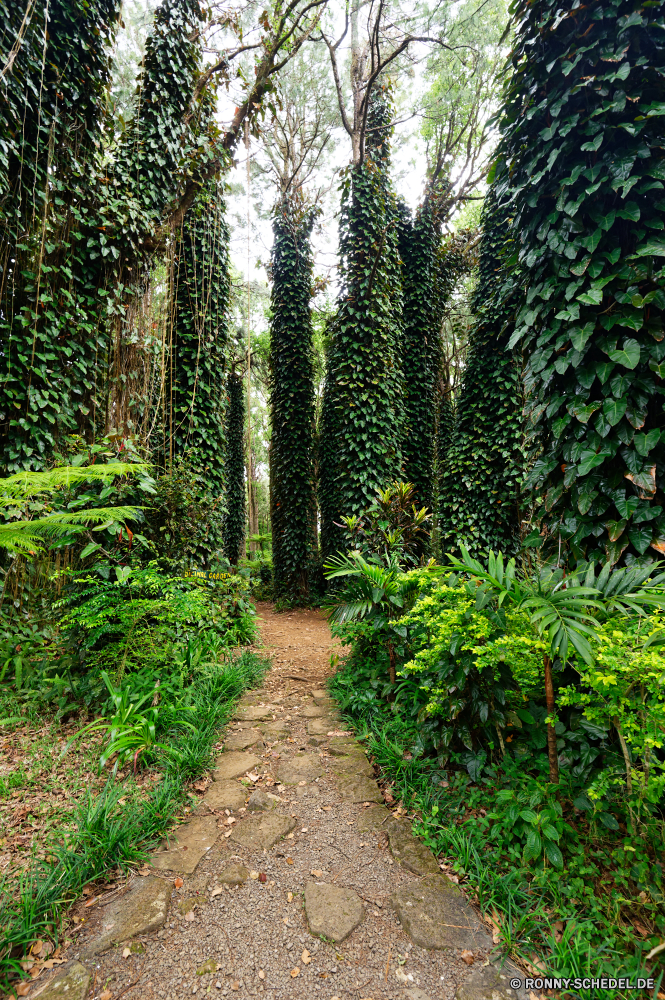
[{"xmin": 544, "ymin": 653, "xmax": 559, "ymax": 785}]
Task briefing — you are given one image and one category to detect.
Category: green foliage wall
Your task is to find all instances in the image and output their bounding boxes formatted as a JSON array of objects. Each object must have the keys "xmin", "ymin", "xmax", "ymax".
[
  {"xmin": 438, "ymin": 192, "xmax": 524, "ymax": 556},
  {"xmin": 399, "ymin": 201, "xmax": 439, "ymax": 518},
  {"xmin": 319, "ymin": 90, "xmax": 404, "ymax": 557},
  {"xmin": 269, "ymin": 199, "xmax": 316, "ymax": 601},
  {"xmin": 171, "ymin": 182, "xmax": 230, "ymax": 498},
  {"xmin": 223, "ymin": 371, "xmax": 246, "ymax": 566},
  {"xmin": 498, "ymin": 0, "xmax": 665, "ymax": 564},
  {"xmin": 0, "ymin": 0, "xmax": 224, "ymax": 474},
  {"xmin": 0, "ymin": 0, "xmax": 122, "ymax": 470}
]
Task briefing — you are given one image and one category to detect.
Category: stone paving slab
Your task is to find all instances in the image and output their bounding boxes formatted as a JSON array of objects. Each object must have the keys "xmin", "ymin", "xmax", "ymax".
[
  {"xmin": 81, "ymin": 876, "xmax": 172, "ymax": 957},
  {"xmin": 304, "ymin": 881, "xmax": 364, "ymax": 942},
  {"xmin": 334, "ymin": 771, "xmax": 384, "ymax": 803},
  {"xmin": 301, "ymin": 703, "xmax": 328, "ymax": 718},
  {"xmin": 388, "ymin": 819, "xmax": 440, "ymax": 876},
  {"xmin": 212, "ymin": 751, "xmax": 261, "ymax": 781},
  {"xmin": 400, "ymin": 989, "xmax": 434, "ymax": 1000},
  {"xmin": 329, "ymin": 753, "xmax": 374, "ymax": 777},
  {"xmin": 356, "ymin": 803, "xmax": 396, "ymax": 832},
  {"xmin": 216, "ymin": 863, "xmax": 249, "ymax": 885},
  {"xmin": 275, "ymin": 752, "xmax": 324, "ymax": 785},
  {"xmin": 203, "ymin": 779, "xmax": 247, "ymax": 812},
  {"xmin": 152, "ymin": 815, "xmax": 219, "ymax": 873},
  {"xmin": 223, "ymin": 729, "xmax": 263, "ymax": 751},
  {"xmin": 235, "ymin": 705, "xmax": 273, "ymax": 722},
  {"xmin": 258, "ymin": 721, "xmax": 292, "ymax": 738},
  {"xmin": 307, "ymin": 717, "xmax": 335, "ymax": 735},
  {"xmin": 391, "ymin": 876, "xmax": 492, "ymax": 951},
  {"xmin": 229, "ymin": 811, "xmax": 296, "ymax": 850},
  {"xmin": 32, "ymin": 961, "xmax": 91, "ymax": 999},
  {"xmin": 456, "ymin": 959, "xmax": 530, "ymax": 1000}
]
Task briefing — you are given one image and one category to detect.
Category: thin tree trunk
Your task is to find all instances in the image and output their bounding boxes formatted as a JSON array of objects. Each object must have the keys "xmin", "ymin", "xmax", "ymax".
[
  {"xmin": 544, "ymin": 653, "xmax": 559, "ymax": 784},
  {"xmin": 388, "ymin": 640, "xmax": 396, "ymax": 685}
]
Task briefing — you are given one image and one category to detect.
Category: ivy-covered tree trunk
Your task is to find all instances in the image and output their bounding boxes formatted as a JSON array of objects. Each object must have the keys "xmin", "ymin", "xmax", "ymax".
[
  {"xmin": 269, "ymin": 199, "xmax": 316, "ymax": 602},
  {"xmin": 0, "ymin": 0, "xmax": 122, "ymax": 470},
  {"xmin": 319, "ymin": 90, "xmax": 404, "ymax": 557},
  {"xmin": 438, "ymin": 192, "xmax": 524, "ymax": 556},
  {"xmin": 497, "ymin": 0, "xmax": 665, "ymax": 565},
  {"xmin": 399, "ymin": 200, "xmax": 439, "ymax": 519},
  {"xmin": 171, "ymin": 182, "xmax": 230, "ymax": 498},
  {"xmin": 223, "ymin": 371, "xmax": 247, "ymax": 566}
]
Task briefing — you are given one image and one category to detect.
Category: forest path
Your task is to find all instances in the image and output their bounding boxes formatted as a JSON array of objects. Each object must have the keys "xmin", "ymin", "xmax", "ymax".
[{"xmin": 49, "ymin": 603, "xmax": 523, "ymax": 1000}]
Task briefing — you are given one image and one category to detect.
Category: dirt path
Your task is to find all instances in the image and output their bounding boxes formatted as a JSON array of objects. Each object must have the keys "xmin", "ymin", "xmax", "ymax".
[{"xmin": 34, "ymin": 604, "xmax": 525, "ymax": 1000}]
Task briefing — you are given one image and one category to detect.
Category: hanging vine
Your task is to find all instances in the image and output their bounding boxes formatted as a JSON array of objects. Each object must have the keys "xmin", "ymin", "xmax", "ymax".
[
  {"xmin": 223, "ymin": 369, "xmax": 246, "ymax": 566},
  {"xmin": 497, "ymin": 0, "xmax": 665, "ymax": 565},
  {"xmin": 269, "ymin": 197, "xmax": 316, "ymax": 602}
]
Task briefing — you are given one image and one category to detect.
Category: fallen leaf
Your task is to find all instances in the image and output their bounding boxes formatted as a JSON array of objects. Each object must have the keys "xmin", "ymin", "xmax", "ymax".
[
  {"xmin": 211, "ymin": 887, "xmax": 223, "ymax": 898},
  {"xmin": 321, "ymin": 806, "xmax": 332, "ymax": 811},
  {"xmin": 16, "ymin": 985, "xmax": 31, "ymax": 997},
  {"xmin": 184, "ymin": 910, "xmax": 195, "ymax": 922},
  {"xmin": 249, "ymin": 871, "xmax": 259, "ymax": 880},
  {"xmin": 286, "ymin": 833, "xmax": 294, "ymax": 839},
  {"xmin": 298, "ymin": 780, "xmax": 306, "ymax": 786},
  {"xmin": 301, "ymin": 949, "xmax": 311, "ymax": 965},
  {"xmin": 31, "ymin": 940, "xmax": 43, "ymax": 956},
  {"xmin": 231, "ymin": 981, "xmax": 240, "ymax": 991},
  {"xmin": 286, "ymin": 857, "xmax": 294, "ymax": 864},
  {"xmin": 460, "ymin": 950, "xmax": 474, "ymax": 966},
  {"xmin": 84, "ymin": 896, "xmax": 99, "ymax": 908},
  {"xmin": 224, "ymin": 830, "xmax": 233, "ymax": 838},
  {"xmin": 290, "ymin": 967, "xmax": 300, "ymax": 978},
  {"xmin": 122, "ymin": 947, "xmax": 131, "ymax": 958},
  {"xmin": 310, "ymin": 870, "xmax": 324, "ymax": 878},
  {"xmin": 287, "ymin": 892, "xmax": 293, "ymax": 902},
  {"xmin": 174, "ymin": 877, "xmax": 184, "ymax": 889},
  {"xmin": 301, "ymin": 827, "xmax": 308, "ymax": 832},
  {"xmin": 258, "ymin": 971, "xmax": 265, "ymax": 981},
  {"xmin": 553, "ymin": 919, "xmax": 564, "ymax": 943},
  {"xmin": 259, "ymin": 873, "xmax": 267, "ymax": 883},
  {"xmin": 101, "ymin": 991, "xmax": 113, "ymax": 1000}
]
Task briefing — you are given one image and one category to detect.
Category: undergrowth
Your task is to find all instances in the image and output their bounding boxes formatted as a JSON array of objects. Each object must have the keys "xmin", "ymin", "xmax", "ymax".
[
  {"xmin": 331, "ymin": 674, "xmax": 665, "ymax": 1000},
  {"xmin": 0, "ymin": 648, "xmax": 268, "ymax": 990}
]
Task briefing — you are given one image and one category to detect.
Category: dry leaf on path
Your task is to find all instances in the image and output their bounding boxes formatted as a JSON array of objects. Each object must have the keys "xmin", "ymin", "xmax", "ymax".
[
  {"xmin": 231, "ymin": 981, "xmax": 240, "ymax": 991},
  {"xmin": 258, "ymin": 971, "xmax": 265, "ymax": 980},
  {"xmin": 287, "ymin": 892, "xmax": 293, "ymax": 902},
  {"xmin": 286, "ymin": 857, "xmax": 294, "ymax": 864},
  {"xmin": 460, "ymin": 950, "xmax": 474, "ymax": 965},
  {"xmin": 249, "ymin": 871, "xmax": 259, "ymax": 880},
  {"xmin": 16, "ymin": 984, "xmax": 30, "ymax": 997},
  {"xmin": 310, "ymin": 870, "xmax": 324, "ymax": 878},
  {"xmin": 301, "ymin": 949, "xmax": 311, "ymax": 965},
  {"xmin": 174, "ymin": 877, "xmax": 184, "ymax": 888},
  {"xmin": 100, "ymin": 991, "xmax": 113, "ymax": 1000},
  {"xmin": 211, "ymin": 887, "xmax": 223, "ymax": 898},
  {"xmin": 184, "ymin": 910, "xmax": 195, "ymax": 922},
  {"xmin": 122, "ymin": 947, "xmax": 131, "ymax": 958},
  {"xmin": 290, "ymin": 967, "xmax": 300, "ymax": 978},
  {"xmin": 259, "ymin": 873, "xmax": 267, "ymax": 883}
]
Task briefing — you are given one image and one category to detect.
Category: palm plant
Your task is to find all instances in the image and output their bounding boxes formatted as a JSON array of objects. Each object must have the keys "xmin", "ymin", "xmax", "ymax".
[
  {"xmin": 447, "ymin": 547, "xmax": 604, "ymax": 783},
  {"xmin": 0, "ymin": 464, "xmax": 147, "ymax": 554},
  {"xmin": 323, "ymin": 551, "xmax": 436, "ymax": 683}
]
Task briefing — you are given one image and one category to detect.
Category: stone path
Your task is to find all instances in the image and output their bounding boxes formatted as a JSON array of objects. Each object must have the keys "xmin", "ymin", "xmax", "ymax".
[{"xmin": 32, "ymin": 604, "xmax": 527, "ymax": 1000}]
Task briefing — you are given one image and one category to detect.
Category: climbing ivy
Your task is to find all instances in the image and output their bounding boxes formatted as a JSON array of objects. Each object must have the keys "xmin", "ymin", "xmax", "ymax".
[
  {"xmin": 438, "ymin": 191, "xmax": 524, "ymax": 557},
  {"xmin": 498, "ymin": 0, "xmax": 665, "ymax": 564},
  {"xmin": 399, "ymin": 199, "xmax": 440, "ymax": 521},
  {"xmin": 319, "ymin": 88, "xmax": 404, "ymax": 558},
  {"xmin": 0, "ymin": 0, "xmax": 122, "ymax": 470},
  {"xmin": 171, "ymin": 181, "xmax": 230, "ymax": 499},
  {"xmin": 223, "ymin": 370, "xmax": 246, "ymax": 566},
  {"xmin": 269, "ymin": 198, "xmax": 316, "ymax": 602}
]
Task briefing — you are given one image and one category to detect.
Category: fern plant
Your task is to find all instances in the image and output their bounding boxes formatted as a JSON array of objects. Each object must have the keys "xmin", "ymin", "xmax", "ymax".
[{"xmin": 0, "ymin": 464, "xmax": 146, "ymax": 554}]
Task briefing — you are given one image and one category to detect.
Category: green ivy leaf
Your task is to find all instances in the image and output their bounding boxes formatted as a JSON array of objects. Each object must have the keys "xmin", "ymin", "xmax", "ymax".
[{"xmin": 607, "ymin": 339, "xmax": 641, "ymax": 369}]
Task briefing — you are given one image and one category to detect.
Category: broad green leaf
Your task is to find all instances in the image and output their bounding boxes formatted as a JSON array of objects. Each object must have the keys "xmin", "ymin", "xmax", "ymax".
[
  {"xmin": 608, "ymin": 339, "xmax": 641, "ymax": 369},
  {"xmin": 602, "ymin": 396, "xmax": 627, "ymax": 426},
  {"xmin": 544, "ymin": 840, "xmax": 564, "ymax": 869}
]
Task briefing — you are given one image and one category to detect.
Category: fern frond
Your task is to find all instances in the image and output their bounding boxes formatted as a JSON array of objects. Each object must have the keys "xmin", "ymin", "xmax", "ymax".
[{"xmin": 0, "ymin": 464, "xmax": 150, "ymax": 506}]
